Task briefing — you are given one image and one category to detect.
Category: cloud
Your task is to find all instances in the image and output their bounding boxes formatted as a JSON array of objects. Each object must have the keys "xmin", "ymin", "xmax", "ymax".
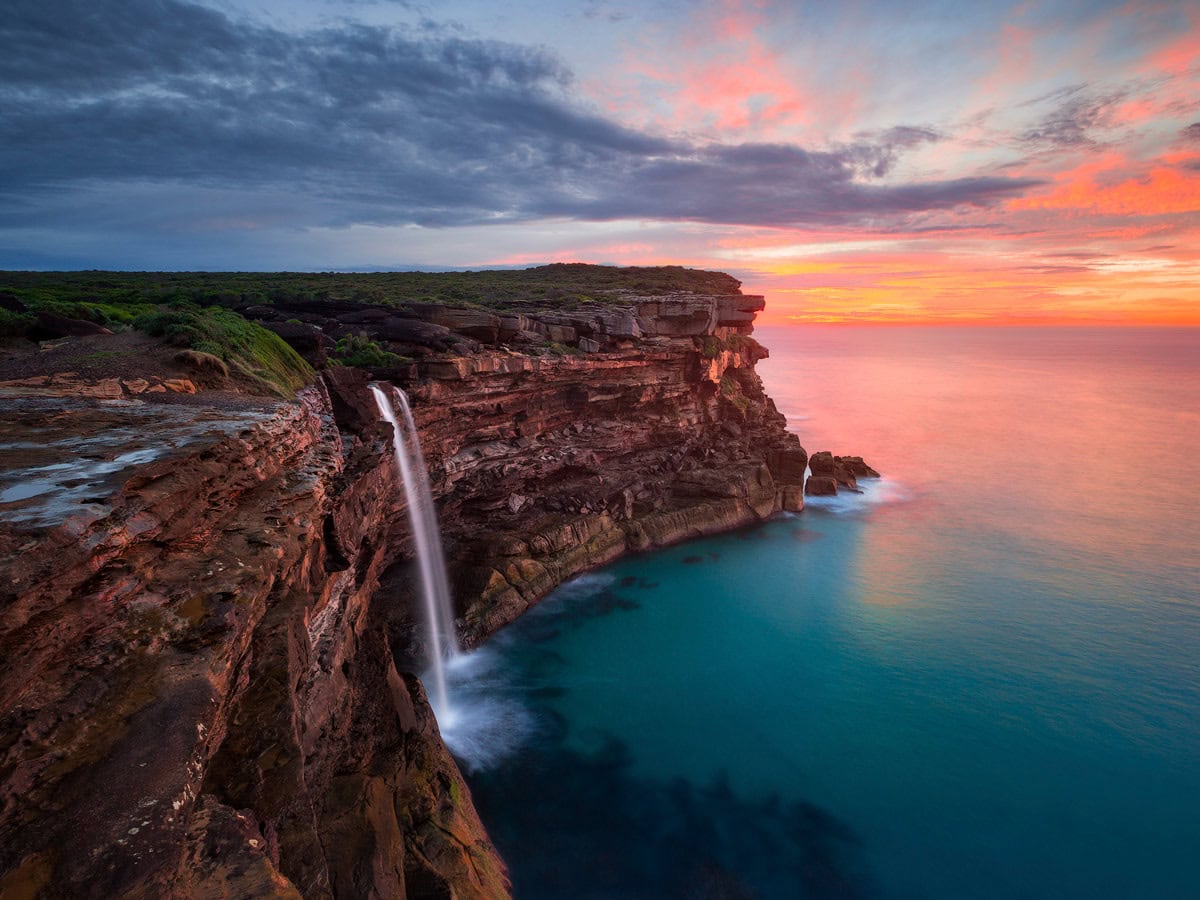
[
  {"xmin": 0, "ymin": 0, "xmax": 1038, "ymax": 242},
  {"xmin": 1019, "ymin": 85, "xmax": 1129, "ymax": 148},
  {"xmin": 842, "ymin": 126, "xmax": 942, "ymax": 178}
]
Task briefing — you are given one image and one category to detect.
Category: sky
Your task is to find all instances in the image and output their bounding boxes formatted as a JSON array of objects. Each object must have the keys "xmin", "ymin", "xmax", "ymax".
[{"xmin": 1, "ymin": 0, "xmax": 1198, "ymax": 324}]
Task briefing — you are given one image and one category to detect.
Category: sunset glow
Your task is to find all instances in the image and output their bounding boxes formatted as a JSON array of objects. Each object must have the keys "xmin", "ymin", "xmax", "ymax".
[{"xmin": 2, "ymin": 0, "xmax": 1198, "ymax": 324}]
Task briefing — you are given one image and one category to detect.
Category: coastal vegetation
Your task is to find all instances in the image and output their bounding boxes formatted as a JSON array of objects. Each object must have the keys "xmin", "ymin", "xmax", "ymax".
[
  {"xmin": 330, "ymin": 333, "xmax": 408, "ymax": 368},
  {"xmin": 133, "ymin": 304, "xmax": 312, "ymax": 394},
  {"xmin": 0, "ymin": 264, "xmax": 742, "ymax": 317}
]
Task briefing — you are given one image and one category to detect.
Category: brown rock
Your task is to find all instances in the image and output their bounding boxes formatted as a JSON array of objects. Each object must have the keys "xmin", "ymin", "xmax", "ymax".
[
  {"xmin": 32, "ymin": 311, "xmax": 113, "ymax": 339},
  {"xmin": 0, "ymin": 388, "xmax": 509, "ymax": 899},
  {"xmin": 765, "ymin": 446, "xmax": 809, "ymax": 484},
  {"xmin": 264, "ymin": 321, "xmax": 335, "ymax": 367},
  {"xmin": 805, "ymin": 475, "xmax": 839, "ymax": 496},
  {"xmin": 780, "ymin": 484, "xmax": 805, "ymax": 511},
  {"xmin": 839, "ymin": 455, "xmax": 881, "ymax": 478}
]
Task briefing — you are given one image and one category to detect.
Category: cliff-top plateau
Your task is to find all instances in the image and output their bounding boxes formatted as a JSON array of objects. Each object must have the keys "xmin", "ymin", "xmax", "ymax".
[{"xmin": 0, "ymin": 265, "xmax": 873, "ymax": 899}]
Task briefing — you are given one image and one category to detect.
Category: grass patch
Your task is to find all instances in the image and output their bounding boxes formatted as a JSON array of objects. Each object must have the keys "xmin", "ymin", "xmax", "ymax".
[
  {"xmin": 0, "ymin": 308, "xmax": 34, "ymax": 338},
  {"xmin": 134, "ymin": 304, "xmax": 312, "ymax": 396},
  {"xmin": 541, "ymin": 340, "xmax": 581, "ymax": 357},
  {"xmin": 329, "ymin": 333, "xmax": 407, "ymax": 368},
  {"xmin": 698, "ymin": 334, "xmax": 753, "ymax": 358},
  {"xmin": 720, "ymin": 373, "xmax": 751, "ymax": 413}
]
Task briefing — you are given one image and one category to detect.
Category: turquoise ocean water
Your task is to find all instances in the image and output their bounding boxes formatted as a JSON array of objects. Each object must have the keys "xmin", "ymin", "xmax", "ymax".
[{"xmin": 447, "ymin": 326, "xmax": 1200, "ymax": 899}]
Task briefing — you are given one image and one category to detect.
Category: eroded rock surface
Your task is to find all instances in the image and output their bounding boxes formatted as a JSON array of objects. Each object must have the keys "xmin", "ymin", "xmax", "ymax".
[
  {"xmin": 0, "ymin": 279, "xmax": 868, "ymax": 898},
  {"xmin": 382, "ymin": 326, "xmax": 809, "ymax": 646},
  {"xmin": 0, "ymin": 386, "xmax": 507, "ymax": 899}
]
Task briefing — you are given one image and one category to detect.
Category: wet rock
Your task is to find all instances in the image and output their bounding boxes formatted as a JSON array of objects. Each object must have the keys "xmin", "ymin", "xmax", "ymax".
[
  {"xmin": 322, "ymin": 366, "xmax": 381, "ymax": 434},
  {"xmin": 805, "ymin": 475, "xmax": 839, "ymax": 496},
  {"xmin": 765, "ymin": 446, "xmax": 809, "ymax": 485},
  {"xmin": 809, "ymin": 451, "xmax": 879, "ymax": 491},
  {"xmin": 780, "ymin": 484, "xmax": 805, "ymax": 511},
  {"xmin": 839, "ymin": 455, "xmax": 880, "ymax": 478}
]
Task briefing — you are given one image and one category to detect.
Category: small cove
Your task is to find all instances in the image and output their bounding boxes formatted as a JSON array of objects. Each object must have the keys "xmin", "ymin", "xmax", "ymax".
[{"xmin": 450, "ymin": 326, "xmax": 1200, "ymax": 898}]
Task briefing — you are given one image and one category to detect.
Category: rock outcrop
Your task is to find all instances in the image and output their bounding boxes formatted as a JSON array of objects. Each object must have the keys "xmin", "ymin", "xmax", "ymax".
[
  {"xmin": 0, "ymin": 387, "xmax": 508, "ymax": 899},
  {"xmin": 377, "ymin": 326, "xmax": 808, "ymax": 647},
  {"xmin": 805, "ymin": 451, "xmax": 881, "ymax": 495},
  {"xmin": 0, "ymin": 273, "xmax": 847, "ymax": 898}
]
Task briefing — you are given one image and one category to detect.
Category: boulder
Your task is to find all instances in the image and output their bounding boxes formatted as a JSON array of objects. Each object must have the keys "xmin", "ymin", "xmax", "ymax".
[
  {"xmin": 498, "ymin": 315, "xmax": 532, "ymax": 342},
  {"xmin": 370, "ymin": 318, "xmax": 453, "ymax": 346},
  {"xmin": 264, "ymin": 321, "xmax": 335, "ymax": 366},
  {"xmin": 336, "ymin": 308, "xmax": 391, "ymax": 325},
  {"xmin": 322, "ymin": 367, "xmax": 382, "ymax": 434},
  {"xmin": 805, "ymin": 475, "xmax": 838, "ymax": 496},
  {"xmin": 780, "ymin": 484, "xmax": 805, "ymax": 511},
  {"xmin": 32, "ymin": 311, "xmax": 113, "ymax": 339},
  {"xmin": 809, "ymin": 450, "xmax": 871, "ymax": 491},
  {"xmin": 808, "ymin": 451, "xmax": 838, "ymax": 475},
  {"xmin": 765, "ymin": 446, "xmax": 809, "ymax": 484},
  {"xmin": 412, "ymin": 306, "xmax": 501, "ymax": 343},
  {"xmin": 594, "ymin": 309, "xmax": 642, "ymax": 340},
  {"xmin": 839, "ymin": 455, "xmax": 880, "ymax": 478}
]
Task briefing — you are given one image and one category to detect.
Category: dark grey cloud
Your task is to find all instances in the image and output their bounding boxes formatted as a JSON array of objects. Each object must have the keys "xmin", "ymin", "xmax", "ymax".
[
  {"xmin": 1020, "ymin": 85, "xmax": 1127, "ymax": 148},
  {"xmin": 1182, "ymin": 123, "xmax": 1200, "ymax": 142},
  {"xmin": 1, "ymin": 0, "xmax": 1037, "ymax": 247},
  {"xmin": 843, "ymin": 126, "xmax": 942, "ymax": 177}
]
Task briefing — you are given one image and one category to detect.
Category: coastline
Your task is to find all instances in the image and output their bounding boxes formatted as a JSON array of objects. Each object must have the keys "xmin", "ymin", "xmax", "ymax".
[{"xmin": 0, "ymin": 270, "xmax": 825, "ymax": 897}]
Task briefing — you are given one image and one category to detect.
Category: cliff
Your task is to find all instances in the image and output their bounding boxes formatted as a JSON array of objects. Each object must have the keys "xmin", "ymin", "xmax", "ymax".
[{"xmin": 0, "ymin": 270, "xmax": 809, "ymax": 898}]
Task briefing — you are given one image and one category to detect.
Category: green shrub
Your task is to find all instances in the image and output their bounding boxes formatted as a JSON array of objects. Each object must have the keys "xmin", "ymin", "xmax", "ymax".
[
  {"xmin": 541, "ymin": 340, "xmax": 581, "ymax": 357},
  {"xmin": 0, "ymin": 308, "xmax": 34, "ymax": 338},
  {"xmin": 720, "ymin": 373, "xmax": 751, "ymax": 412},
  {"xmin": 330, "ymin": 333, "xmax": 406, "ymax": 368}
]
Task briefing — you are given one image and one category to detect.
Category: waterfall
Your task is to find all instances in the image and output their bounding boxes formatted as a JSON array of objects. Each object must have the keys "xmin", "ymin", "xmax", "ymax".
[{"xmin": 370, "ymin": 384, "xmax": 459, "ymax": 718}]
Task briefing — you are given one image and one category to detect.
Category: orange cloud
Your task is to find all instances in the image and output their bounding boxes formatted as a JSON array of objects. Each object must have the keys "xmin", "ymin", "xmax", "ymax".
[{"xmin": 1010, "ymin": 152, "xmax": 1200, "ymax": 215}]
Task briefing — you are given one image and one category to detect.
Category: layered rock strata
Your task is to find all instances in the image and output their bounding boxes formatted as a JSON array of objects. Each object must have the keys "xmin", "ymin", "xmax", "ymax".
[
  {"xmin": 397, "ymin": 334, "xmax": 806, "ymax": 645},
  {"xmin": 0, "ymin": 387, "xmax": 508, "ymax": 899},
  {"xmin": 1, "ymin": 283, "xmax": 814, "ymax": 897},
  {"xmin": 301, "ymin": 291, "xmax": 810, "ymax": 647}
]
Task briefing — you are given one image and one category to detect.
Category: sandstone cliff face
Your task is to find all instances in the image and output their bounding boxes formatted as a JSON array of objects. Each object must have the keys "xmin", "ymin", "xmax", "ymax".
[
  {"xmin": 0, "ymin": 386, "xmax": 507, "ymax": 899},
  {"xmin": 0, "ymin": 285, "xmax": 806, "ymax": 898},
  {"xmin": 375, "ymin": 295, "xmax": 809, "ymax": 647}
]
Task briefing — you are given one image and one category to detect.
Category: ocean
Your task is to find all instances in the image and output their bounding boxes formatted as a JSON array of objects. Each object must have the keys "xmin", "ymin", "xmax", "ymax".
[{"xmin": 447, "ymin": 326, "xmax": 1200, "ymax": 899}]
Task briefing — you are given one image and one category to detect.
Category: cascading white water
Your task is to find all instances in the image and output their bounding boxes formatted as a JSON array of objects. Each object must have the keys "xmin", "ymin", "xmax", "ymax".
[
  {"xmin": 802, "ymin": 462, "xmax": 812, "ymax": 492},
  {"xmin": 370, "ymin": 384, "xmax": 459, "ymax": 718}
]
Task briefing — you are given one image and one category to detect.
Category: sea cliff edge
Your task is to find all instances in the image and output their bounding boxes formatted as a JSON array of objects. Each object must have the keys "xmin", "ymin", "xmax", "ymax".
[{"xmin": 0, "ymin": 269, "xmax": 815, "ymax": 898}]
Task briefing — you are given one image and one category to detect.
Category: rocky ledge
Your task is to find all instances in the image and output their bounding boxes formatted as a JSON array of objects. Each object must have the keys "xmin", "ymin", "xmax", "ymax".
[{"xmin": 0, "ymin": 268, "xmax": 874, "ymax": 898}]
